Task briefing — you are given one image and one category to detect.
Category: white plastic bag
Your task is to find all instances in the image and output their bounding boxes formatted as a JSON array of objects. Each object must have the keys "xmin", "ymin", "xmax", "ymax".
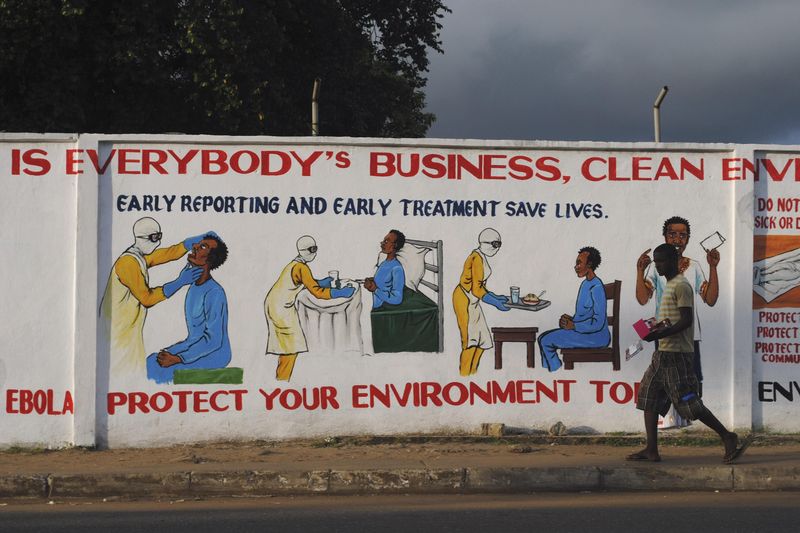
[{"xmin": 658, "ymin": 404, "xmax": 691, "ymax": 430}]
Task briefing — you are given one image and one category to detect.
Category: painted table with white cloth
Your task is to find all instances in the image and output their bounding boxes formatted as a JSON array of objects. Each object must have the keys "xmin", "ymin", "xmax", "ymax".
[{"xmin": 296, "ymin": 281, "xmax": 363, "ymax": 355}]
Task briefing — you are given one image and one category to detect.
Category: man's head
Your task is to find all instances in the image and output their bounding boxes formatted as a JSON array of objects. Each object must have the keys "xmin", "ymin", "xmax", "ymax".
[
  {"xmin": 296, "ymin": 235, "xmax": 318, "ymax": 263},
  {"xmin": 381, "ymin": 229, "xmax": 405, "ymax": 256},
  {"xmin": 132, "ymin": 217, "xmax": 162, "ymax": 255},
  {"xmin": 478, "ymin": 228, "xmax": 502, "ymax": 257},
  {"xmin": 662, "ymin": 216, "xmax": 691, "ymax": 255},
  {"xmin": 188, "ymin": 234, "xmax": 228, "ymax": 272},
  {"xmin": 575, "ymin": 246, "xmax": 601, "ymax": 277},
  {"xmin": 653, "ymin": 242, "xmax": 680, "ymax": 278}
]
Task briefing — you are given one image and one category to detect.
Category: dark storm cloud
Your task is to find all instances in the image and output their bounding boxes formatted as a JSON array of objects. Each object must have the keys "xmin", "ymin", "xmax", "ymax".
[{"xmin": 425, "ymin": 0, "xmax": 800, "ymax": 143}]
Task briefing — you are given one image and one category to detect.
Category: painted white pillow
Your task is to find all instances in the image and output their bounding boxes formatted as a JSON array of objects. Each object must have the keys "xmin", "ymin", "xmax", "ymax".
[{"xmin": 397, "ymin": 244, "xmax": 430, "ymax": 291}]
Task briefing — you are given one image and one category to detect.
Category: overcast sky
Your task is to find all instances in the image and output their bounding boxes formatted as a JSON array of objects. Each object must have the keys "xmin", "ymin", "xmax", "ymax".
[{"xmin": 424, "ymin": 0, "xmax": 800, "ymax": 144}]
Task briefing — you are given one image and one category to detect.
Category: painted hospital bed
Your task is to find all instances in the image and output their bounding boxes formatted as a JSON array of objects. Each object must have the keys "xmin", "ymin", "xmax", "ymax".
[{"xmin": 370, "ymin": 238, "xmax": 444, "ymax": 353}]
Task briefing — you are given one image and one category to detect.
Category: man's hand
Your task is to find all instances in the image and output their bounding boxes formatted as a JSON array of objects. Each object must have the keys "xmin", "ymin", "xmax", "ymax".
[
  {"xmin": 643, "ymin": 330, "xmax": 659, "ymax": 342},
  {"xmin": 363, "ymin": 277, "xmax": 377, "ymax": 292},
  {"xmin": 637, "ymin": 248, "xmax": 652, "ymax": 272},
  {"xmin": 157, "ymin": 350, "xmax": 182, "ymax": 368},
  {"xmin": 707, "ymin": 248, "xmax": 720, "ymax": 267},
  {"xmin": 559, "ymin": 314, "xmax": 575, "ymax": 329}
]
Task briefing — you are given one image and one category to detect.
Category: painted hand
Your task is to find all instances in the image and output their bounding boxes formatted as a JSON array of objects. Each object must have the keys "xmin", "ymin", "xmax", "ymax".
[
  {"xmin": 184, "ymin": 231, "xmax": 219, "ymax": 250},
  {"xmin": 330, "ymin": 286, "xmax": 356, "ymax": 299},
  {"xmin": 482, "ymin": 292, "xmax": 509, "ymax": 311},
  {"xmin": 637, "ymin": 248, "xmax": 652, "ymax": 271},
  {"xmin": 707, "ymin": 248, "xmax": 720, "ymax": 267},
  {"xmin": 163, "ymin": 266, "xmax": 203, "ymax": 298},
  {"xmin": 156, "ymin": 351, "xmax": 182, "ymax": 368}
]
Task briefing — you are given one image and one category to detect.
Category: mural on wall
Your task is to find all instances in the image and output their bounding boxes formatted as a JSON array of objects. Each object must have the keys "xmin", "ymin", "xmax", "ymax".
[
  {"xmin": 537, "ymin": 246, "xmax": 612, "ymax": 372},
  {"xmin": 10, "ymin": 137, "xmax": 800, "ymax": 448},
  {"xmin": 453, "ymin": 228, "xmax": 510, "ymax": 376},
  {"xmin": 145, "ymin": 233, "xmax": 238, "ymax": 385},
  {"xmin": 634, "ymin": 215, "xmax": 722, "ymax": 428},
  {"xmin": 369, "ymin": 230, "xmax": 444, "ymax": 355},
  {"xmin": 100, "ymin": 217, "xmax": 203, "ymax": 375},
  {"xmin": 264, "ymin": 235, "xmax": 357, "ymax": 382},
  {"xmin": 752, "ymin": 154, "xmax": 800, "ymax": 422}
]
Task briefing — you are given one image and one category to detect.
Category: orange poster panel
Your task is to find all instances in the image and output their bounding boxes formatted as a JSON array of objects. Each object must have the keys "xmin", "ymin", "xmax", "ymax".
[{"xmin": 753, "ymin": 235, "xmax": 800, "ymax": 309}]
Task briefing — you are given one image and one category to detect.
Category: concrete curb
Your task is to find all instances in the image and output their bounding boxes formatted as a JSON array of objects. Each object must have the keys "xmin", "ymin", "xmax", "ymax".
[{"xmin": 2, "ymin": 465, "xmax": 799, "ymax": 500}]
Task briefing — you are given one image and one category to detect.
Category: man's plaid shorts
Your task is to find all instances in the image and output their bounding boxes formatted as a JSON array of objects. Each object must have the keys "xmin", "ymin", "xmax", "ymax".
[{"xmin": 636, "ymin": 350, "xmax": 705, "ymax": 420}]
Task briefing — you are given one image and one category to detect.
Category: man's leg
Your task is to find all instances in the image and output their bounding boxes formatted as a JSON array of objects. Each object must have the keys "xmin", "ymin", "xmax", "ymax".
[
  {"xmin": 629, "ymin": 353, "xmax": 663, "ymax": 462},
  {"xmin": 627, "ymin": 409, "xmax": 661, "ymax": 461},
  {"xmin": 276, "ymin": 353, "xmax": 298, "ymax": 381},
  {"xmin": 674, "ymin": 353, "xmax": 744, "ymax": 463},
  {"xmin": 644, "ymin": 409, "xmax": 660, "ymax": 457},
  {"xmin": 693, "ymin": 340, "xmax": 703, "ymax": 397},
  {"xmin": 695, "ymin": 406, "xmax": 739, "ymax": 459}
]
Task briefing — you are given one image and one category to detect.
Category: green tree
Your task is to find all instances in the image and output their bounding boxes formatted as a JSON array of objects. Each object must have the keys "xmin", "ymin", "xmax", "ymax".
[{"xmin": 0, "ymin": 0, "xmax": 448, "ymax": 136}]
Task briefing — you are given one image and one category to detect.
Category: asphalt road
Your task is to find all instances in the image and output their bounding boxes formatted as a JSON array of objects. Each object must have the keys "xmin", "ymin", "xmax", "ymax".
[{"xmin": 2, "ymin": 493, "xmax": 797, "ymax": 532}]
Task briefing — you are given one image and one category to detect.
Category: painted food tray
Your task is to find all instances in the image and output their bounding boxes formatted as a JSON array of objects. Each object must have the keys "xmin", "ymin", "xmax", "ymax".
[{"xmin": 506, "ymin": 299, "xmax": 551, "ymax": 312}]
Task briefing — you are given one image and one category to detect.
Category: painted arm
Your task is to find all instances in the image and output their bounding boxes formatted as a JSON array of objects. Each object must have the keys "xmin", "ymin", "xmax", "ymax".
[
  {"xmin": 167, "ymin": 288, "xmax": 227, "ymax": 364},
  {"xmin": 701, "ymin": 250, "xmax": 719, "ymax": 306},
  {"xmin": 470, "ymin": 254, "xmax": 488, "ymax": 299},
  {"xmin": 635, "ymin": 249, "xmax": 654, "ymax": 305},
  {"xmin": 572, "ymin": 282, "xmax": 607, "ymax": 334},
  {"xmin": 293, "ymin": 263, "xmax": 331, "ymax": 299},
  {"xmin": 374, "ymin": 263, "xmax": 405, "ymax": 305},
  {"xmin": 115, "ymin": 255, "xmax": 166, "ymax": 308},
  {"xmin": 145, "ymin": 242, "xmax": 188, "ymax": 267}
]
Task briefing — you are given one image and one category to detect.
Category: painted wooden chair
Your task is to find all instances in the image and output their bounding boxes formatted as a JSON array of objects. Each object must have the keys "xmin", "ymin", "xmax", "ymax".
[{"xmin": 561, "ymin": 280, "xmax": 622, "ymax": 371}]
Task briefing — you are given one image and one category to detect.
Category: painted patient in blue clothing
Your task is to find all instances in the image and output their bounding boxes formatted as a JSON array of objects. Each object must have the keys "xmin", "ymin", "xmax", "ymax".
[
  {"xmin": 538, "ymin": 246, "xmax": 610, "ymax": 372},
  {"xmin": 364, "ymin": 229, "xmax": 406, "ymax": 308},
  {"xmin": 147, "ymin": 234, "xmax": 231, "ymax": 383}
]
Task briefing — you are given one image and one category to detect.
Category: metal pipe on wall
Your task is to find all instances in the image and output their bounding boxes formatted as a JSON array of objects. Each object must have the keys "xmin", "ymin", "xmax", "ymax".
[
  {"xmin": 311, "ymin": 78, "xmax": 321, "ymax": 136},
  {"xmin": 653, "ymin": 86, "xmax": 669, "ymax": 142}
]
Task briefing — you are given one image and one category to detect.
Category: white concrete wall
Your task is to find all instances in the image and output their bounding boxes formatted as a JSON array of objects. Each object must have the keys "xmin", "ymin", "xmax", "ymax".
[
  {"xmin": 0, "ymin": 135, "xmax": 78, "ymax": 447},
  {"xmin": 1, "ymin": 134, "xmax": 798, "ymax": 448}
]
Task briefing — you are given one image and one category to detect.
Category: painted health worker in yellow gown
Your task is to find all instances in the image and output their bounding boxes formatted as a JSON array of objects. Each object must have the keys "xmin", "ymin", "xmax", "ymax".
[
  {"xmin": 453, "ymin": 228, "xmax": 509, "ymax": 376},
  {"xmin": 264, "ymin": 235, "xmax": 355, "ymax": 381},
  {"xmin": 100, "ymin": 217, "xmax": 208, "ymax": 376}
]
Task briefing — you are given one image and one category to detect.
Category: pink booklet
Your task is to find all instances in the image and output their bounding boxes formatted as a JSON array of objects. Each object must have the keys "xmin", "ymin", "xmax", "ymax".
[
  {"xmin": 633, "ymin": 317, "xmax": 672, "ymax": 339},
  {"xmin": 633, "ymin": 319, "xmax": 652, "ymax": 339}
]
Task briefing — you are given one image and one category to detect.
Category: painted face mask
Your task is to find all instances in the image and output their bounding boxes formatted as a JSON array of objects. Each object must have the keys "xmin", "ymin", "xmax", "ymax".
[
  {"xmin": 478, "ymin": 228, "xmax": 502, "ymax": 257},
  {"xmin": 133, "ymin": 217, "xmax": 162, "ymax": 255},
  {"xmin": 296, "ymin": 235, "xmax": 318, "ymax": 263}
]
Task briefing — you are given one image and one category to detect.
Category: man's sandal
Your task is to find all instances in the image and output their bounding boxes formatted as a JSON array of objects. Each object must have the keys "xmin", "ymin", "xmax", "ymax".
[
  {"xmin": 626, "ymin": 451, "xmax": 661, "ymax": 462},
  {"xmin": 723, "ymin": 434, "xmax": 754, "ymax": 464}
]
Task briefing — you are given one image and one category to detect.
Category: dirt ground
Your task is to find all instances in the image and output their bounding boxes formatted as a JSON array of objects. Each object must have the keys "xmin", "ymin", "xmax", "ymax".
[{"xmin": 2, "ymin": 436, "xmax": 798, "ymax": 476}]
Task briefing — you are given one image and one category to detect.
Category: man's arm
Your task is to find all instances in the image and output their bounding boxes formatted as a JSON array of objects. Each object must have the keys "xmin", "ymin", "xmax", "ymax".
[
  {"xmin": 635, "ymin": 249, "xmax": 654, "ymax": 305},
  {"xmin": 644, "ymin": 306, "xmax": 692, "ymax": 341}
]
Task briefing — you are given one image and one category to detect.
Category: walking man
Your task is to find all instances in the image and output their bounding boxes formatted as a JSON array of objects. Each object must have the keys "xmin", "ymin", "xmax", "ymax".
[{"xmin": 628, "ymin": 243, "xmax": 750, "ymax": 463}]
